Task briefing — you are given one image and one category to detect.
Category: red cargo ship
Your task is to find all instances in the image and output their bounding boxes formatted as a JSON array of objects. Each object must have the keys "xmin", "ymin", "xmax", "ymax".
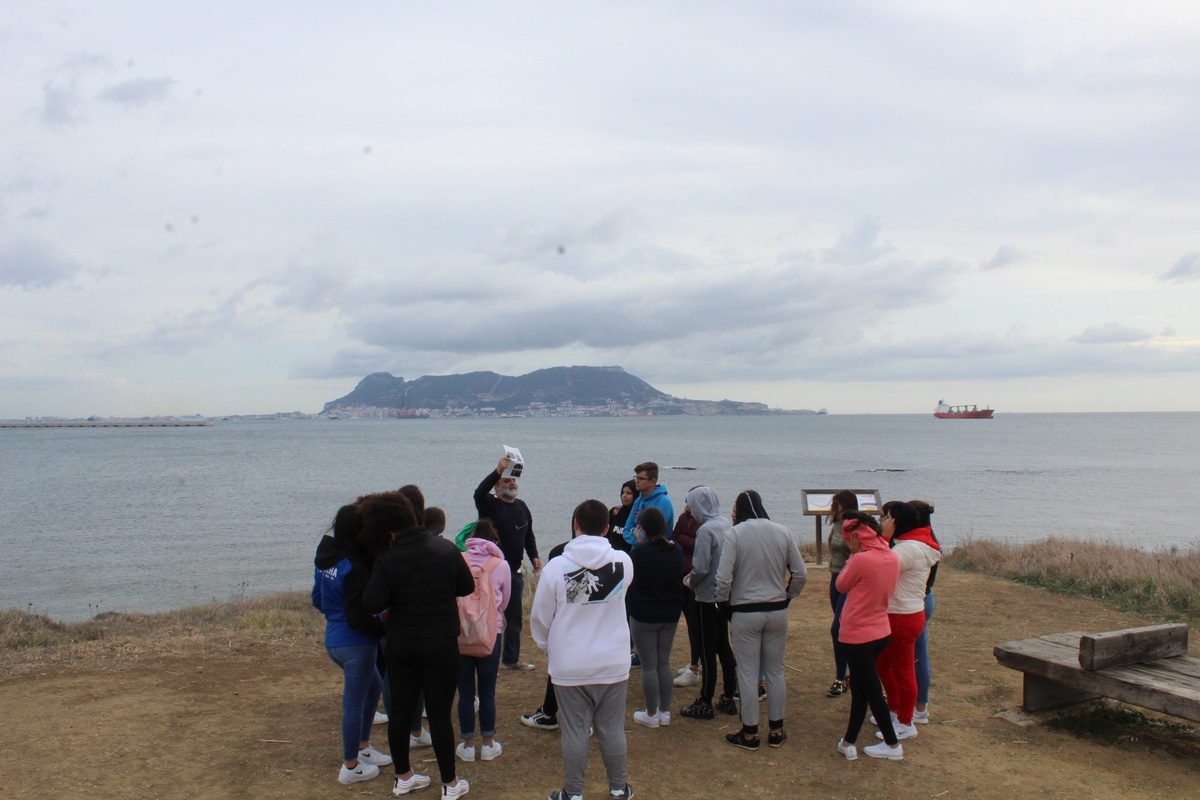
[{"xmin": 934, "ymin": 400, "xmax": 993, "ymax": 419}]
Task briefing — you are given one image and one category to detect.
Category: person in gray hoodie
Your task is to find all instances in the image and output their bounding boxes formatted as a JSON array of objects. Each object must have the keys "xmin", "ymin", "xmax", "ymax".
[
  {"xmin": 715, "ymin": 490, "xmax": 807, "ymax": 750},
  {"xmin": 679, "ymin": 487, "xmax": 739, "ymax": 720}
]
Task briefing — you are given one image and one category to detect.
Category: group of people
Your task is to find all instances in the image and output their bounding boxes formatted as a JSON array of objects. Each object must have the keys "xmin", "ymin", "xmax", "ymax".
[
  {"xmin": 825, "ymin": 491, "xmax": 941, "ymax": 760},
  {"xmin": 311, "ymin": 457, "xmax": 940, "ymax": 800}
]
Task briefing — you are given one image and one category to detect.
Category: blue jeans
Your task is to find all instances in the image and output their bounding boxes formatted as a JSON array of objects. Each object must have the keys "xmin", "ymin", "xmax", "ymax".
[
  {"xmin": 914, "ymin": 593, "xmax": 935, "ymax": 705},
  {"xmin": 326, "ymin": 643, "xmax": 384, "ymax": 761},
  {"xmin": 458, "ymin": 634, "xmax": 503, "ymax": 738},
  {"xmin": 829, "ymin": 575, "xmax": 849, "ymax": 681},
  {"xmin": 502, "ymin": 566, "xmax": 524, "ymax": 664}
]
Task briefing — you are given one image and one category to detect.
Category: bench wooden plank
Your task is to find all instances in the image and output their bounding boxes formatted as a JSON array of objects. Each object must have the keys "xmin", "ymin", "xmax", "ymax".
[
  {"xmin": 1080, "ymin": 624, "xmax": 1189, "ymax": 670},
  {"xmin": 995, "ymin": 632, "xmax": 1200, "ymax": 723}
]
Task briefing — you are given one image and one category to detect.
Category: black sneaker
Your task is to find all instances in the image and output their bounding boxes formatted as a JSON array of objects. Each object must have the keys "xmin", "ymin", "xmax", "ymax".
[
  {"xmin": 715, "ymin": 695, "xmax": 738, "ymax": 716},
  {"xmin": 768, "ymin": 729, "xmax": 787, "ymax": 748},
  {"xmin": 725, "ymin": 730, "xmax": 760, "ymax": 751},
  {"xmin": 610, "ymin": 784, "xmax": 635, "ymax": 799},
  {"xmin": 827, "ymin": 679, "xmax": 849, "ymax": 698},
  {"xmin": 758, "ymin": 684, "xmax": 768, "ymax": 702},
  {"xmin": 521, "ymin": 708, "xmax": 559, "ymax": 730},
  {"xmin": 679, "ymin": 699, "xmax": 714, "ymax": 720}
]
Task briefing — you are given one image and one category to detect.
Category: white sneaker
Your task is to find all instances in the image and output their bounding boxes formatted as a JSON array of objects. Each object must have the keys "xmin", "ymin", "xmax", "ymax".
[
  {"xmin": 480, "ymin": 741, "xmax": 503, "ymax": 761},
  {"xmin": 675, "ymin": 665, "xmax": 693, "ymax": 676},
  {"xmin": 339, "ymin": 761, "xmax": 380, "ymax": 784},
  {"xmin": 358, "ymin": 745, "xmax": 393, "ymax": 767},
  {"xmin": 455, "ymin": 742, "xmax": 475, "ymax": 762},
  {"xmin": 837, "ymin": 738, "xmax": 858, "ymax": 761},
  {"xmin": 374, "ymin": 711, "xmax": 390, "ymax": 725},
  {"xmin": 410, "ymin": 729, "xmax": 432, "ymax": 748},
  {"xmin": 869, "ymin": 710, "xmax": 898, "ymax": 726},
  {"xmin": 633, "ymin": 709, "xmax": 660, "ymax": 728},
  {"xmin": 656, "ymin": 711, "xmax": 671, "ymax": 726},
  {"xmin": 673, "ymin": 669, "xmax": 699, "ymax": 687},
  {"xmin": 393, "ymin": 772, "xmax": 432, "ymax": 796},
  {"xmin": 863, "ymin": 741, "xmax": 904, "ymax": 760},
  {"xmin": 876, "ymin": 722, "xmax": 918, "ymax": 740},
  {"xmin": 442, "ymin": 778, "xmax": 470, "ymax": 798},
  {"xmin": 913, "ymin": 707, "xmax": 929, "ymax": 724}
]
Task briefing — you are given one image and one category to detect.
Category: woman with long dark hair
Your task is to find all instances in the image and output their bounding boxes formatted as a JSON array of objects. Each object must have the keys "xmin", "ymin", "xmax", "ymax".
[
  {"xmin": 909, "ymin": 500, "xmax": 938, "ymax": 724},
  {"xmin": 875, "ymin": 500, "xmax": 941, "ymax": 741},
  {"xmin": 714, "ymin": 490, "xmax": 807, "ymax": 750},
  {"xmin": 627, "ymin": 507, "xmax": 683, "ymax": 728},
  {"xmin": 825, "ymin": 490, "xmax": 859, "ymax": 698},
  {"xmin": 312, "ymin": 504, "xmax": 392, "ymax": 784},
  {"xmin": 607, "ymin": 479, "xmax": 637, "ymax": 553},
  {"xmin": 361, "ymin": 493, "xmax": 475, "ymax": 799},
  {"xmin": 834, "ymin": 511, "xmax": 902, "ymax": 760}
]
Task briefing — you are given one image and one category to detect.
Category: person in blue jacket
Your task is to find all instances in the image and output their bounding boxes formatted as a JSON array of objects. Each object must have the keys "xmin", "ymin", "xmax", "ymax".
[
  {"xmin": 312, "ymin": 504, "xmax": 392, "ymax": 785},
  {"xmin": 622, "ymin": 461, "xmax": 675, "ymax": 547}
]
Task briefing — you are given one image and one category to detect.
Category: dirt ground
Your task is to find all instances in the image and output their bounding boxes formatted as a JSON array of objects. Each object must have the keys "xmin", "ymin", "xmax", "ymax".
[{"xmin": 2, "ymin": 565, "xmax": 1197, "ymax": 800}]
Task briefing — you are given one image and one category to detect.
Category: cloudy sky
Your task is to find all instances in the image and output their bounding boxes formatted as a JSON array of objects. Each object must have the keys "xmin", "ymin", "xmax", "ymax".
[{"xmin": 3, "ymin": 1, "xmax": 1199, "ymax": 416}]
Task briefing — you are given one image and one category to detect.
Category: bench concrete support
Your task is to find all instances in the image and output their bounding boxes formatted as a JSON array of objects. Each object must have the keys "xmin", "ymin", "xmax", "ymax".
[{"xmin": 1022, "ymin": 673, "xmax": 1099, "ymax": 712}]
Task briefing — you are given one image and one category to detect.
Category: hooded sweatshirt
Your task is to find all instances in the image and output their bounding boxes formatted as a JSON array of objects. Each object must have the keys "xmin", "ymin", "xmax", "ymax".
[
  {"xmin": 835, "ymin": 522, "xmax": 900, "ymax": 644},
  {"xmin": 622, "ymin": 483, "xmax": 675, "ymax": 546},
  {"xmin": 463, "ymin": 537, "xmax": 513, "ymax": 634},
  {"xmin": 530, "ymin": 534, "xmax": 633, "ymax": 687},
  {"xmin": 715, "ymin": 517, "xmax": 807, "ymax": 610},
  {"xmin": 685, "ymin": 487, "xmax": 732, "ymax": 604},
  {"xmin": 312, "ymin": 533, "xmax": 385, "ymax": 647},
  {"xmin": 888, "ymin": 526, "xmax": 941, "ymax": 615}
]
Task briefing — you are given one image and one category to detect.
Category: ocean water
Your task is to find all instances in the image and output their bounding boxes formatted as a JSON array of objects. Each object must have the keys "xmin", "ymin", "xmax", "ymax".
[{"xmin": 2, "ymin": 413, "xmax": 1197, "ymax": 621}]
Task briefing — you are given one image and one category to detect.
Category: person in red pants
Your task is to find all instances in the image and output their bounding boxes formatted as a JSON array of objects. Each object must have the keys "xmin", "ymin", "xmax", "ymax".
[{"xmin": 875, "ymin": 501, "xmax": 941, "ymax": 741}]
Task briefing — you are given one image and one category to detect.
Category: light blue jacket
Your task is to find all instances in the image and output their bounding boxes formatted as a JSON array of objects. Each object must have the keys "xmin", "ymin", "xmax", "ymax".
[{"xmin": 622, "ymin": 483, "xmax": 675, "ymax": 546}]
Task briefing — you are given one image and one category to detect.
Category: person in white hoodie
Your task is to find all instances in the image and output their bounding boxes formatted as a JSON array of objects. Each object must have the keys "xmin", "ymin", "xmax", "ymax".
[{"xmin": 531, "ymin": 499, "xmax": 635, "ymax": 800}]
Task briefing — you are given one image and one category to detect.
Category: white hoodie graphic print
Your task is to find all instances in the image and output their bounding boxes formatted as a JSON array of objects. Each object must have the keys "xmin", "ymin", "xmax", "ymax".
[{"xmin": 531, "ymin": 535, "xmax": 633, "ymax": 687}]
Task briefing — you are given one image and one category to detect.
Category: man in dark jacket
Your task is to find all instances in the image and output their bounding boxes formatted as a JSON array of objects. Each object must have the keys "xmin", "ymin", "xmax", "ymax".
[{"xmin": 475, "ymin": 456, "xmax": 541, "ymax": 669}]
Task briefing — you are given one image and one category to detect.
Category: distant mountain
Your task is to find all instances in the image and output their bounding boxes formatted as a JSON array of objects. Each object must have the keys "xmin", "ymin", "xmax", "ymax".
[{"xmin": 321, "ymin": 366, "xmax": 794, "ymax": 416}]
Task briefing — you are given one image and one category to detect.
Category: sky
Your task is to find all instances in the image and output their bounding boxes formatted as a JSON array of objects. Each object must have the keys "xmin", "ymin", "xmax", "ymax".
[{"xmin": 2, "ymin": 1, "xmax": 1199, "ymax": 417}]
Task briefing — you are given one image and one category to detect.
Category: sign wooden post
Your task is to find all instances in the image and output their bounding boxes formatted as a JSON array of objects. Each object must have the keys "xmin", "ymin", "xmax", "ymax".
[{"xmin": 799, "ymin": 490, "xmax": 882, "ymax": 566}]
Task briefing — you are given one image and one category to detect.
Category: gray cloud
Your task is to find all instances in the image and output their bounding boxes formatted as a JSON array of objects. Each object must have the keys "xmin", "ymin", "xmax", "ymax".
[
  {"xmin": 40, "ymin": 81, "xmax": 85, "ymax": 128},
  {"xmin": 1160, "ymin": 253, "xmax": 1200, "ymax": 283},
  {"xmin": 819, "ymin": 216, "xmax": 895, "ymax": 266},
  {"xmin": 1070, "ymin": 322, "xmax": 1153, "ymax": 345},
  {"xmin": 95, "ymin": 289, "xmax": 268, "ymax": 359},
  {"xmin": 0, "ymin": 240, "xmax": 83, "ymax": 289},
  {"xmin": 97, "ymin": 78, "xmax": 176, "ymax": 108},
  {"xmin": 981, "ymin": 245, "xmax": 1026, "ymax": 271}
]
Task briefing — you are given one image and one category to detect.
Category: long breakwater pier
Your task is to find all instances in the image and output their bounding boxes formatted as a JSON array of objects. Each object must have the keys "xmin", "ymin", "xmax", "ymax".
[{"xmin": 0, "ymin": 421, "xmax": 212, "ymax": 428}]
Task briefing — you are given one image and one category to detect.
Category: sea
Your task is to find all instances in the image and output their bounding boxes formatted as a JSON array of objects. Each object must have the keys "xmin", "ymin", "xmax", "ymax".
[{"xmin": 2, "ymin": 413, "xmax": 1197, "ymax": 622}]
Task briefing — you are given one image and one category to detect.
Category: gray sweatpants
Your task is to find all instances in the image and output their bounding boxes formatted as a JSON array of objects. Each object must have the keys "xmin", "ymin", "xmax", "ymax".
[
  {"xmin": 554, "ymin": 681, "xmax": 629, "ymax": 796},
  {"xmin": 629, "ymin": 619, "xmax": 678, "ymax": 715},
  {"xmin": 730, "ymin": 609, "xmax": 788, "ymax": 726}
]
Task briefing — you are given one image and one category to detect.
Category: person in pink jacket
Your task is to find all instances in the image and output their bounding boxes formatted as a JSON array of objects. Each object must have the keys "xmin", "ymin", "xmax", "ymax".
[
  {"xmin": 456, "ymin": 519, "xmax": 512, "ymax": 764},
  {"xmin": 835, "ymin": 512, "xmax": 903, "ymax": 761}
]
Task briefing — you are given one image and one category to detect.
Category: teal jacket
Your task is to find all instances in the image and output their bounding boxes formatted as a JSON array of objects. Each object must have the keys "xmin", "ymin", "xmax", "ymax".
[{"xmin": 622, "ymin": 483, "xmax": 675, "ymax": 546}]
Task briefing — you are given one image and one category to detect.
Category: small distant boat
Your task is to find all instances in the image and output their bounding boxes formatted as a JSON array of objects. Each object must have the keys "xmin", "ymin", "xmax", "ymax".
[{"xmin": 934, "ymin": 400, "xmax": 993, "ymax": 419}]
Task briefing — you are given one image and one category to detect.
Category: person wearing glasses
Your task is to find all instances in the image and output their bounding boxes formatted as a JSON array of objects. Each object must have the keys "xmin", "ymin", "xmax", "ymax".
[{"xmin": 620, "ymin": 462, "xmax": 675, "ymax": 548}]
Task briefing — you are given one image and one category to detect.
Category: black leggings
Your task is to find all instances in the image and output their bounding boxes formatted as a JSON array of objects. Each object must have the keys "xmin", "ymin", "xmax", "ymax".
[
  {"xmin": 843, "ymin": 636, "xmax": 898, "ymax": 745},
  {"xmin": 697, "ymin": 601, "xmax": 737, "ymax": 703},
  {"xmin": 385, "ymin": 636, "xmax": 460, "ymax": 783}
]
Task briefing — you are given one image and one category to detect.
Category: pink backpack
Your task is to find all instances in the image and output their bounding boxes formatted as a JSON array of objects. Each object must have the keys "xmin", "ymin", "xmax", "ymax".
[{"xmin": 457, "ymin": 554, "xmax": 503, "ymax": 657}]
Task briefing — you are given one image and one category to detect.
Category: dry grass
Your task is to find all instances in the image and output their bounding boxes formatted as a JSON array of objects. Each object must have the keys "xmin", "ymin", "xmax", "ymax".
[
  {"xmin": 0, "ymin": 591, "xmax": 322, "ymax": 677},
  {"xmin": 945, "ymin": 538, "xmax": 1200, "ymax": 621}
]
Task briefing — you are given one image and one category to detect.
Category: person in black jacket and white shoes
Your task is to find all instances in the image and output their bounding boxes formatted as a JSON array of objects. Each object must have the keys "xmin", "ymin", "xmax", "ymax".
[{"xmin": 361, "ymin": 492, "xmax": 474, "ymax": 799}]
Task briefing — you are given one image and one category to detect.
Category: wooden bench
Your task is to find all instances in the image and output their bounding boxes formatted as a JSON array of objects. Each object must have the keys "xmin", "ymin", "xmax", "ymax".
[{"xmin": 993, "ymin": 623, "xmax": 1200, "ymax": 723}]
